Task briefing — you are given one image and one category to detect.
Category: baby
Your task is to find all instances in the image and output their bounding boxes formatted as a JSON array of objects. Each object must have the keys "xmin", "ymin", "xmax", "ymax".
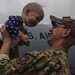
[{"xmin": 0, "ymin": 2, "xmax": 44, "ymax": 59}]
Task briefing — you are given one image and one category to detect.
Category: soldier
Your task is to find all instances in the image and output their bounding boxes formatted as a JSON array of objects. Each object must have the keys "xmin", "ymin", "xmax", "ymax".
[{"xmin": 0, "ymin": 15, "xmax": 75, "ymax": 75}]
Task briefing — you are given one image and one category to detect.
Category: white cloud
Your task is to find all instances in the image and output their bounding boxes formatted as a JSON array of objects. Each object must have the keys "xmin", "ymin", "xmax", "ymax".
[{"xmin": 0, "ymin": 0, "xmax": 75, "ymax": 24}]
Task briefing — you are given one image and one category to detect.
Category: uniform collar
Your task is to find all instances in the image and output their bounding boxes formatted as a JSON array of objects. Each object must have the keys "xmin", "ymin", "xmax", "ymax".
[{"xmin": 53, "ymin": 46, "xmax": 68, "ymax": 53}]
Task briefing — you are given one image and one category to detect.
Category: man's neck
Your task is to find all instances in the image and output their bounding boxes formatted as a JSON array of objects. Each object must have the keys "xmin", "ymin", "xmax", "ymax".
[{"xmin": 49, "ymin": 40, "xmax": 69, "ymax": 50}]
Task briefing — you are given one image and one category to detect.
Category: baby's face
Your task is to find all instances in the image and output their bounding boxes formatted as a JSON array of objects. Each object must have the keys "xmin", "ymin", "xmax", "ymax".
[{"xmin": 25, "ymin": 12, "xmax": 42, "ymax": 27}]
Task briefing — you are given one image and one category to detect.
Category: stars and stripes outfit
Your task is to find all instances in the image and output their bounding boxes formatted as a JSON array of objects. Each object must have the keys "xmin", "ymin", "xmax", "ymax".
[{"xmin": 6, "ymin": 16, "xmax": 27, "ymax": 37}]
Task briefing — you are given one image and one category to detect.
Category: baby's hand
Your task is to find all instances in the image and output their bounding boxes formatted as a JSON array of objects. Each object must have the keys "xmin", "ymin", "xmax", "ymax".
[
  {"xmin": 20, "ymin": 39, "xmax": 30, "ymax": 46},
  {"xmin": 24, "ymin": 35, "xmax": 30, "ymax": 46},
  {"xmin": 19, "ymin": 36, "xmax": 30, "ymax": 46},
  {"xmin": 17, "ymin": 31, "xmax": 30, "ymax": 46}
]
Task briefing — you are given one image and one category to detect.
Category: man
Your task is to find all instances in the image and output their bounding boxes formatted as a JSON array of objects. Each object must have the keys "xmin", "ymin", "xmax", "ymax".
[{"xmin": 0, "ymin": 15, "xmax": 75, "ymax": 75}]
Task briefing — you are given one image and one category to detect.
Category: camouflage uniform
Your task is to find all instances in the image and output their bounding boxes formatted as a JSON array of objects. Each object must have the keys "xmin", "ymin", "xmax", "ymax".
[
  {"xmin": 0, "ymin": 46, "xmax": 70, "ymax": 75},
  {"xmin": 0, "ymin": 54, "xmax": 11, "ymax": 75}
]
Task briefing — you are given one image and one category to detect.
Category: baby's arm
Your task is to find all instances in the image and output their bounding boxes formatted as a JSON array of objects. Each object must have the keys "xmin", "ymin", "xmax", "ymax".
[
  {"xmin": 6, "ymin": 16, "xmax": 28, "ymax": 37},
  {"xmin": 17, "ymin": 31, "xmax": 30, "ymax": 46},
  {"xmin": 6, "ymin": 16, "xmax": 30, "ymax": 46}
]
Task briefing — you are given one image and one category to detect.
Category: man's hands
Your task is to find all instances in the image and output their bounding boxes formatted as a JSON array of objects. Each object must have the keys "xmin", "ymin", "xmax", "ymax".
[
  {"xmin": 1, "ymin": 25, "xmax": 12, "ymax": 44},
  {"xmin": 0, "ymin": 25, "xmax": 12, "ymax": 54}
]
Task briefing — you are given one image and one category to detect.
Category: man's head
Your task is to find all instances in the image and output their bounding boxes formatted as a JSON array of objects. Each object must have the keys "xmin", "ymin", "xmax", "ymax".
[
  {"xmin": 21, "ymin": 2, "xmax": 44, "ymax": 27},
  {"xmin": 48, "ymin": 15, "xmax": 75, "ymax": 48}
]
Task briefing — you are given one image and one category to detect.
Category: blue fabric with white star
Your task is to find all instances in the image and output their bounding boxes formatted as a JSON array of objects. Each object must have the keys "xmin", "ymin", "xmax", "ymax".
[{"xmin": 6, "ymin": 16, "xmax": 24, "ymax": 37}]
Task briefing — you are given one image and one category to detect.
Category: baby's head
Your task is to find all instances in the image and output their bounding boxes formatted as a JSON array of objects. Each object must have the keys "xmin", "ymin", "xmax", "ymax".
[{"xmin": 21, "ymin": 2, "xmax": 44, "ymax": 27}]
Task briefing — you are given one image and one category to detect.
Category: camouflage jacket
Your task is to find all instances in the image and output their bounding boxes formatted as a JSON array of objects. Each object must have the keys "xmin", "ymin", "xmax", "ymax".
[{"xmin": 0, "ymin": 46, "xmax": 70, "ymax": 75}]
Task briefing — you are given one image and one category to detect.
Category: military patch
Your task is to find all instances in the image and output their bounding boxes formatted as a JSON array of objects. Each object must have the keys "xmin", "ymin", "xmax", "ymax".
[
  {"xmin": 28, "ymin": 51, "xmax": 40, "ymax": 56},
  {"xmin": 17, "ymin": 54, "xmax": 30, "ymax": 65}
]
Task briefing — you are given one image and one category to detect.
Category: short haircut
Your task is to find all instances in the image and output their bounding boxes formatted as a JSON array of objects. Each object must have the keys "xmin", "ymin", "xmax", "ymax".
[{"xmin": 22, "ymin": 2, "xmax": 44, "ymax": 20}]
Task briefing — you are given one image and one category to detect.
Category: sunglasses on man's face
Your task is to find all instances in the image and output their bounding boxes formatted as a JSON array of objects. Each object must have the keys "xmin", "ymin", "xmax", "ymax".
[{"xmin": 51, "ymin": 21, "xmax": 67, "ymax": 28}]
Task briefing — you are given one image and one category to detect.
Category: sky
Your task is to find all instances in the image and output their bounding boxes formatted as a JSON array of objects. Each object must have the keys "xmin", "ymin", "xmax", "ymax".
[{"xmin": 0, "ymin": 0, "xmax": 75, "ymax": 24}]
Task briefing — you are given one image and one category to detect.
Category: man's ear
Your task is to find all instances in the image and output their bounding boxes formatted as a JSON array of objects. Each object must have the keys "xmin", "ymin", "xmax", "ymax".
[
  {"xmin": 25, "ymin": 8, "xmax": 30, "ymax": 16},
  {"xmin": 62, "ymin": 28, "xmax": 71, "ymax": 37}
]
